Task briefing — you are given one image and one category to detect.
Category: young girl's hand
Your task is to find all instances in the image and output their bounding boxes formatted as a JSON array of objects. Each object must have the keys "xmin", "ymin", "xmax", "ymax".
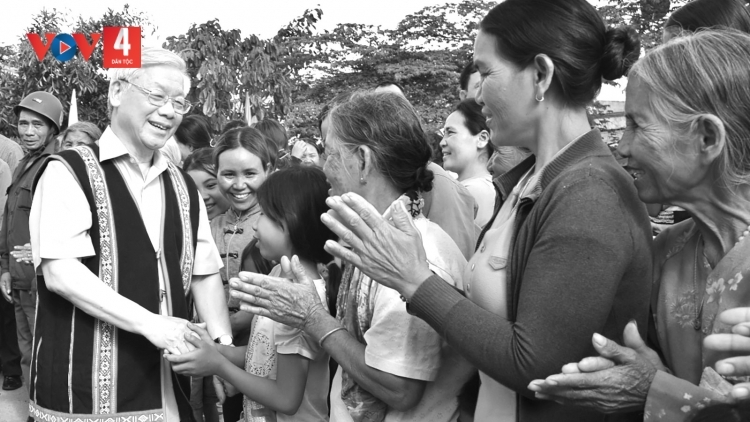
[{"xmin": 164, "ymin": 322, "xmax": 224, "ymax": 377}]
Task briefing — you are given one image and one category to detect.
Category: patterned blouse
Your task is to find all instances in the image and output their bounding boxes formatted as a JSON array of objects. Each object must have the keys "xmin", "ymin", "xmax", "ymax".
[{"xmin": 644, "ymin": 219, "xmax": 750, "ymax": 421}]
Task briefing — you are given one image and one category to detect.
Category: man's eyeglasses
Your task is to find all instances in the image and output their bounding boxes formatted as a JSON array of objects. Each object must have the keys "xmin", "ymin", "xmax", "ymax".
[{"xmin": 122, "ymin": 80, "xmax": 192, "ymax": 115}]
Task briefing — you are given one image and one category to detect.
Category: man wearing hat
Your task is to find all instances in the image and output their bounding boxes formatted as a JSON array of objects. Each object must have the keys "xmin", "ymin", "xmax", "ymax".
[{"xmin": 0, "ymin": 91, "xmax": 63, "ymax": 390}]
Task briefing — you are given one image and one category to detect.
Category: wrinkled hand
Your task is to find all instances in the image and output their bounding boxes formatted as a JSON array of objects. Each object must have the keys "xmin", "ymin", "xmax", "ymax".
[
  {"xmin": 164, "ymin": 322, "xmax": 223, "ymax": 377},
  {"xmin": 1, "ymin": 272, "xmax": 11, "ymax": 303},
  {"xmin": 230, "ymin": 255, "xmax": 327, "ymax": 331},
  {"xmin": 704, "ymin": 307, "xmax": 750, "ymax": 400},
  {"xmin": 528, "ymin": 321, "xmax": 662, "ymax": 413},
  {"xmin": 142, "ymin": 315, "xmax": 197, "ymax": 355},
  {"xmin": 321, "ymin": 193, "xmax": 432, "ymax": 300},
  {"xmin": 10, "ymin": 243, "xmax": 32, "ymax": 265}
]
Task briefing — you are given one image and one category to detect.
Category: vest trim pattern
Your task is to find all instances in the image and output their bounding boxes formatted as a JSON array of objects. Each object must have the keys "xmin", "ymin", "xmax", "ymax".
[
  {"xmin": 29, "ymin": 402, "xmax": 165, "ymax": 422},
  {"xmin": 74, "ymin": 145, "xmax": 119, "ymax": 414},
  {"xmin": 165, "ymin": 161, "xmax": 194, "ymax": 293}
]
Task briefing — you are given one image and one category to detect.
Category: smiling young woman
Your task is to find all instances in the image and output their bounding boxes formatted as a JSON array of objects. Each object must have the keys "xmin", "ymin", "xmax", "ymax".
[{"xmin": 441, "ymin": 99, "xmax": 495, "ymax": 228}]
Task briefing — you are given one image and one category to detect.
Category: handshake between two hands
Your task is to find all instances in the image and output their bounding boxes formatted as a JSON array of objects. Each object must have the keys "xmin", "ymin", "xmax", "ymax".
[{"xmin": 154, "ymin": 318, "xmax": 239, "ymax": 403}]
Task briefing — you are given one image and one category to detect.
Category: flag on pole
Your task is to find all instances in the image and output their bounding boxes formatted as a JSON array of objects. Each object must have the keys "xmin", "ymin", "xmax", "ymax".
[{"xmin": 69, "ymin": 89, "xmax": 79, "ymax": 126}]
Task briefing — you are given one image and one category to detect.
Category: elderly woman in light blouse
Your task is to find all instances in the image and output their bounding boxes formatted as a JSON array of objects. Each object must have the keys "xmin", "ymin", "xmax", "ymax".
[
  {"xmin": 232, "ymin": 91, "xmax": 471, "ymax": 421},
  {"xmin": 526, "ymin": 30, "xmax": 750, "ymax": 421}
]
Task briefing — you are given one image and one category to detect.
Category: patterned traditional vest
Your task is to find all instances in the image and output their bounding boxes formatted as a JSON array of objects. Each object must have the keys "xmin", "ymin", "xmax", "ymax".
[{"xmin": 28, "ymin": 145, "xmax": 200, "ymax": 421}]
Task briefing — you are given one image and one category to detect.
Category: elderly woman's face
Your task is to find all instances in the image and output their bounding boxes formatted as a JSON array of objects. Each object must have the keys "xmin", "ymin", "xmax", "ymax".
[
  {"xmin": 618, "ymin": 76, "xmax": 703, "ymax": 204},
  {"xmin": 323, "ymin": 134, "xmax": 362, "ymax": 197}
]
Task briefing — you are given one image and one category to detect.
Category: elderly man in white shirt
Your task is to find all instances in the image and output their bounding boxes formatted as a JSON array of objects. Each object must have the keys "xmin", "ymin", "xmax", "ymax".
[{"xmin": 27, "ymin": 47, "xmax": 231, "ymax": 422}]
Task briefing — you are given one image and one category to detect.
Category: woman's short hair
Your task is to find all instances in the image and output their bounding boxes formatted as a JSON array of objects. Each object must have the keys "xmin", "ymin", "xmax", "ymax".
[
  {"xmin": 256, "ymin": 166, "xmax": 335, "ymax": 264},
  {"xmin": 175, "ymin": 115, "xmax": 212, "ymax": 150},
  {"xmin": 253, "ymin": 119, "xmax": 288, "ymax": 151},
  {"xmin": 183, "ymin": 147, "xmax": 217, "ymax": 176},
  {"xmin": 666, "ymin": 0, "xmax": 750, "ymax": 34},
  {"xmin": 480, "ymin": 0, "xmax": 640, "ymax": 107},
  {"xmin": 629, "ymin": 29, "xmax": 750, "ymax": 189},
  {"xmin": 455, "ymin": 99, "xmax": 494, "ymax": 159},
  {"xmin": 62, "ymin": 121, "xmax": 102, "ymax": 144},
  {"xmin": 328, "ymin": 91, "xmax": 434, "ymax": 193},
  {"xmin": 212, "ymin": 127, "xmax": 277, "ymax": 171}
]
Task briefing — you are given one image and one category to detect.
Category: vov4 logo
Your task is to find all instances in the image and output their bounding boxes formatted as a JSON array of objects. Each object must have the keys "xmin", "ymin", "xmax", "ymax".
[{"xmin": 26, "ymin": 26, "xmax": 141, "ymax": 68}]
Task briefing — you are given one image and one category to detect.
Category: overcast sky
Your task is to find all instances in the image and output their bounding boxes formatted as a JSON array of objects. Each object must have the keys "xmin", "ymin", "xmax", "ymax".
[{"xmin": 2, "ymin": 0, "xmax": 626, "ymax": 100}]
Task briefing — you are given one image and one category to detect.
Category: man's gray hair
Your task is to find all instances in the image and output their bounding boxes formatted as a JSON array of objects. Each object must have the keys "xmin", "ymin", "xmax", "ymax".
[
  {"xmin": 107, "ymin": 47, "xmax": 190, "ymax": 113},
  {"xmin": 630, "ymin": 29, "xmax": 750, "ymax": 189}
]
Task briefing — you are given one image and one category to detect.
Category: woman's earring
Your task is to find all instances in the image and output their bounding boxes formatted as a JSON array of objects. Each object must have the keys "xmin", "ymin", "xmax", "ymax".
[
  {"xmin": 535, "ymin": 94, "xmax": 545, "ymax": 102},
  {"xmin": 360, "ymin": 177, "xmax": 367, "ymax": 185}
]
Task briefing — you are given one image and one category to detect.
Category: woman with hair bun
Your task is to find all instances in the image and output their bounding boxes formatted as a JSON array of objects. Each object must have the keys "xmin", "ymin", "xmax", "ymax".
[
  {"xmin": 233, "ymin": 0, "xmax": 653, "ymax": 421},
  {"xmin": 231, "ymin": 91, "xmax": 471, "ymax": 421}
]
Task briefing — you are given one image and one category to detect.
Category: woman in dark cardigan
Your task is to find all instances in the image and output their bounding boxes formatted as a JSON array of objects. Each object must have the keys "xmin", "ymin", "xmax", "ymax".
[{"xmin": 229, "ymin": 0, "xmax": 652, "ymax": 420}]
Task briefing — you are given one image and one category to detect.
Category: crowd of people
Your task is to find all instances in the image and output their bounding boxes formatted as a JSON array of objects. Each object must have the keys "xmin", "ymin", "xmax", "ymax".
[{"xmin": 2, "ymin": 0, "xmax": 750, "ymax": 421}]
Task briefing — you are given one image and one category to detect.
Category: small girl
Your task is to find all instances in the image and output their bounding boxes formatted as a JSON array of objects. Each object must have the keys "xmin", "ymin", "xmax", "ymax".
[{"xmin": 167, "ymin": 165, "xmax": 336, "ymax": 422}]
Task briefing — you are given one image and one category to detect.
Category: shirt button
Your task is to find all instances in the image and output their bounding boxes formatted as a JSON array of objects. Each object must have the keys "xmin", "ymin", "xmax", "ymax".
[
  {"xmin": 480, "ymin": 245, "xmax": 486, "ymax": 253},
  {"xmin": 466, "ymin": 283, "xmax": 471, "ymax": 293},
  {"xmin": 471, "ymin": 264, "xmax": 475, "ymax": 271}
]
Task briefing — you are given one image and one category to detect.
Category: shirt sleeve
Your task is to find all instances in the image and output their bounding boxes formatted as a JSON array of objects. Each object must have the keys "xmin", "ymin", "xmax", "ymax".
[
  {"xmin": 191, "ymin": 195, "xmax": 223, "ymax": 276},
  {"xmin": 31, "ymin": 161, "xmax": 96, "ymax": 269},
  {"xmin": 275, "ymin": 321, "xmax": 322, "ymax": 360},
  {"xmin": 274, "ymin": 278, "xmax": 326, "ymax": 360},
  {"xmin": 363, "ymin": 283, "xmax": 442, "ymax": 381}
]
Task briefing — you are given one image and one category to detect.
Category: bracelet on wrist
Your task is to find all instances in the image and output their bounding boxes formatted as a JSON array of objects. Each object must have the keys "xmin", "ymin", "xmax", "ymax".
[{"xmin": 318, "ymin": 326, "xmax": 346, "ymax": 348}]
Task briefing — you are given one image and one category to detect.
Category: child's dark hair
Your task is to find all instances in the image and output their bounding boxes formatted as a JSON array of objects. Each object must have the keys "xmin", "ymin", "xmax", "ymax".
[
  {"xmin": 183, "ymin": 147, "xmax": 217, "ymax": 175},
  {"xmin": 256, "ymin": 166, "xmax": 335, "ymax": 264},
  {"xmin": 213, "ymin": 127, "xmax": 277, "ymax": 171}
]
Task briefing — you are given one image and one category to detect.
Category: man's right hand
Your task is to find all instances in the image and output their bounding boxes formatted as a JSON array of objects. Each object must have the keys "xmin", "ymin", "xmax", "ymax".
[
  {"xmin": 1, "ymin": 272, "xmax": 12, "ymax": 303},
  {"xmin": 141, "ymin": 314, "xmax": 197, "ymax": 355}
]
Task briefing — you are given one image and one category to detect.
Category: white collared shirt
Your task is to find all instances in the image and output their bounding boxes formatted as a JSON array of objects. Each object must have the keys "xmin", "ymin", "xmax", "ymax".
[{"xmin": 30, "ymin": 126, "xmax": 222, "ymax": 278}]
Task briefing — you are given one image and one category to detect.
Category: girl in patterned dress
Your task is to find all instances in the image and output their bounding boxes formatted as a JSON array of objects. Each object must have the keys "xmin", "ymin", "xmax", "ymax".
[{"xmin": 167, "ymin": 165, "xmax": 336, "ymax": 422}]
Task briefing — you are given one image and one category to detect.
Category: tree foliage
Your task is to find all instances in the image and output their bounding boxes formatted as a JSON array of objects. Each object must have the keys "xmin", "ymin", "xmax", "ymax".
[
  {"xmin": 162, "ymin": 8, "xmax": 322, "ymax": 132},
  {"xmin": 598, "ymin": 0, "xmax": 687, "ymax": 51},
  {"xmin": 283, "ymin": 0, "xmax": 497, "ymax": 138},
  {"xmin": 0, "ymin": 0, "xmax": 691, "ymax": 141}
]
